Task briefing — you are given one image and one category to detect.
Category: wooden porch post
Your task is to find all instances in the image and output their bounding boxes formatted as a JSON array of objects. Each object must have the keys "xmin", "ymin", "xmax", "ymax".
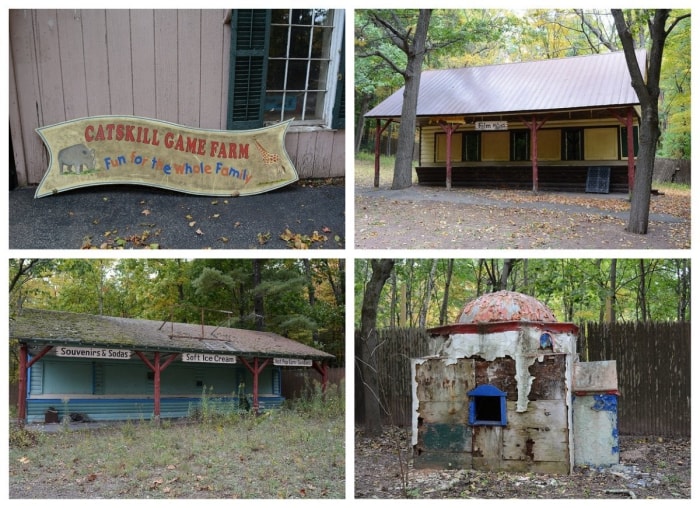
[
  {"xmin": 135, "ymin": 351, "xmax": 179, "ymax": 423},
  {"xmin": 240, "ymin": 357, "xmax": 271, "ymax": 413},
  {"xmin": 17, "ymin": 344, "xmax": 27, "ymax": 424},
  {"xmin": 609, "ymin": 107, "xmax": 637, "ymax": 193},
  {"xmin": 439, "ymin": 122, "xmax": 459, "ymax": 191},
  {"xmin": 153, "ymin": 352, "xmax": 161, "ymax": 423},
  {"xmin": 374, "ymin": 120, "xmax": 394, "ymax": 187},
  {"xmin": 312, "ymin": 361, "xmax": 329, "ymax": 393},
  {"xmin": 17, "ymin": 344, "xmax": 53, "ymax": 424},
  {"xmin": 374, "ymin": 119, "xmax": 381, "ymax": 187},
  {"xmin": 521, "ymin": 116, "xmax": 547, "ymax": 192},
  {"xmin": 626, "ymin": 108, "xmax": 635, "ymax": 192}
]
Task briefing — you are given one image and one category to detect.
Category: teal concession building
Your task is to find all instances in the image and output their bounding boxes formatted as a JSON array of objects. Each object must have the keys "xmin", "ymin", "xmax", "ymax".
[{"xmin": 11, "ymin": 308, "xmax": 335, "ymax": 423}]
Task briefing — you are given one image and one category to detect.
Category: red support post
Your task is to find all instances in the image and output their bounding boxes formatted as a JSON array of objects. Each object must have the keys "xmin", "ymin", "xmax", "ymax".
[
  {"xmin": 374, "ymin": 120, "xmax": 394, "ymax": 188},
  {"xmin": 17, "ymin": 344, "xmax": 53, "ymax": 424},
  {"xmin": 17, "ymin": 344, "xmax": 27, "ymax": 424},
  {"xmin": 134, "ymin": 351, "xmax": 178, "ymax": 423},
  {"xmin": 153, "ymin": 352, "xmax": 161, "ymax": 422},
  {"xmin": 240, "ymin": 357, "xmax": 271, "ymax": 413},
  {"xmin": 626, "ymin": 108, "xmax": 635, "ymax": 192},
  {"xmin": 531, "ymin": 115, "xmax": 539, "ymax": 192},
  {"xmin": 374, "ymin": 119, "xmax": 381, "ymax": 187},
  {"xmin": 609, "ymin": 107, "xmax": 637, "ymax": 193},
  {"xmin": 439, "ymin": 122, "xmax": 459, "ymax": 191},
  {"xmin": 312, "ymin": 361, "xmax": 329, "ymax": 393},
  {"xmin": 521, "ymin": 115, "xmax": 547, "ymax": 192}
]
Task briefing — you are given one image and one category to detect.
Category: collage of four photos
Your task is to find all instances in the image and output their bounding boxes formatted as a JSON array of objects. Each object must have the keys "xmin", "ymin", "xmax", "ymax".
[{"xmin": 5, "ymin": 7, "xmax": 692, "ymax": 501}]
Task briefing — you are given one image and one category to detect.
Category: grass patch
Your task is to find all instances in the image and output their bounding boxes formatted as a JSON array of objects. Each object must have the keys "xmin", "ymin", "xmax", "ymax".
[
  {"xmin": 355, "ymin": 153, "xmax": 419, "ymax": 188},
  {"xmin": 9, "ymin": 383, "xmax": 344, "ymax": 499}
]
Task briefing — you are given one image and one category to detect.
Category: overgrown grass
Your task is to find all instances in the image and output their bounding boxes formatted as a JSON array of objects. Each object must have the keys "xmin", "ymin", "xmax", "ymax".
[
  {"xmin": 654, "ymin": 181, "xmax": 691, "ymax": 193},
  {"xmin": 355, "ymin": 153, "xmax": 412, "ymax": 188},
  {"xmin": 9, "ymin": 383, "xmax": 345, "ymax": 499}
]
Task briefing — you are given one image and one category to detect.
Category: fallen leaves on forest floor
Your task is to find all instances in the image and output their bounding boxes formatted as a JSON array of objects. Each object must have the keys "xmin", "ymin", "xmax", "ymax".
[
  {"xmin": 355, "ymin": 426, "xmax": 690, "ymax": 499},
  {"xmin": 355, "ymin": 186, "xmax": 690, "ymax": 249}
]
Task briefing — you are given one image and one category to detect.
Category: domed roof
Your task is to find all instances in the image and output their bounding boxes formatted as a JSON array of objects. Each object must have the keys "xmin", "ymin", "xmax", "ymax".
[{"xmin": 458, "ymin": 291, "xmax": 557, "ymax": 324}]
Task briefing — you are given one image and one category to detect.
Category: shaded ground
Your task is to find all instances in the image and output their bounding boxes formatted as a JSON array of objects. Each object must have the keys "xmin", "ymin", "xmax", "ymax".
[
  {"xmin": 9, "ymin": 179, "xmax": 345, "ymax": 250},
  {"xmin": 355, "ymin": 426, "xmax": 690, "ymax": 499},
  {"xmin": 355, "ymin": 183, "xmax": 690, "ymax": 250}
]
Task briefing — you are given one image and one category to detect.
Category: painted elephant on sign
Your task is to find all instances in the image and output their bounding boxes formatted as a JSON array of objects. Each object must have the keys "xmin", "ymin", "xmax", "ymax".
[{"xmin": 58, "ymin": 144, "xmax": 96, "ymax": 174}]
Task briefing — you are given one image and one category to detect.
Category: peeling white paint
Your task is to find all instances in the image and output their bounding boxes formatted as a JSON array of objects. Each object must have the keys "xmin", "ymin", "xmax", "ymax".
[
  {"xmin": 437, "ymin": 327, "xmax": 576, "ymax": 413},
  {"xmin": 411, "ymin": 358, "xmax": 425, "ymax": 447}
]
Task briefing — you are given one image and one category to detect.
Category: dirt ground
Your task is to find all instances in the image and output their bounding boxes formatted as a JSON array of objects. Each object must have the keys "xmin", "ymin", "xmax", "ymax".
[
  {"xmin": 354, "ymin": 426, "xmax": 690, "ymax": 499},
  {"xmin": 355, "ymin": 184, "xmax": 690, "ymax": 249}
]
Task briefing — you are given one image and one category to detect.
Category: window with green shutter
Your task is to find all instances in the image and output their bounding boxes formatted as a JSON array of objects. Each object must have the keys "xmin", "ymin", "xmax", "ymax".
[{"xmin": 227, "ymin": 9, "xmax": 344, "ymax": 130}]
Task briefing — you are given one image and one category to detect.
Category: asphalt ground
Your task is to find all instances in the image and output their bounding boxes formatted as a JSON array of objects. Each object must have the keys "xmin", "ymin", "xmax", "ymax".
[{"xmin": 8, "ymin": 182, "xmax": 345, "ymax": 250}]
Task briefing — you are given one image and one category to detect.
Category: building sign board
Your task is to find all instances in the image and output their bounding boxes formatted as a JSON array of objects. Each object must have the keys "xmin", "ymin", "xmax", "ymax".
[
  {"xmin": 475, "ymin": 121, "xmax": 508, "ymax": 131},
  {"xmin": 273, "ymin": 358, "xmax": 312, "ymax": 367},
  {"xmin": 182, "ymin": 352, "xmax": 237, "ymax": 364},
  {"xmin": 34, "ymin": 116, "xmax": 298, "ymax": 198},
  {"xmin": 55, "ymin": 347, "xmax": 132, "ymax": 359}
]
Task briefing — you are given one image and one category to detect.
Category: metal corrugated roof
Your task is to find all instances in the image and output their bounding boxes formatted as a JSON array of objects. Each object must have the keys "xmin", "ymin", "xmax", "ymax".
[
  {"xmin": 365, "ymin": 50, "xmax": 645, "ymax": 118},
  {"xmin": 10, "ymin": 308, "xmax": 334, "ymax": 360}
]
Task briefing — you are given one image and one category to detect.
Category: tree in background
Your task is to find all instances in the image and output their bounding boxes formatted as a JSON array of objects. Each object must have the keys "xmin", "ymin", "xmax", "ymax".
[
  {"xmin": 356, "ymin": 259, "xmax": 395, "ymax": 437},
  {"xmin": 355, "ymin": 258, "xmax": 690, "ymax": 330},
  {"xmin": 8, "ymin": 259, "xmax": 345, "ymax": 365}
]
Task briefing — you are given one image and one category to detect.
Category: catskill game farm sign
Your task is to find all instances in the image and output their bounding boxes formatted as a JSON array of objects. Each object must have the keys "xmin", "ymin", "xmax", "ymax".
[{"xmin": 34, "ymin": 116, "xmax": 298, "ymax": 198}]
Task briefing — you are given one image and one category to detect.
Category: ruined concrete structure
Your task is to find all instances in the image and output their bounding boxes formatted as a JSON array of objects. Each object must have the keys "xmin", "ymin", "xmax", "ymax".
[{"xmin": 412, "ymin": 291, "xmax": 619, "ymax": 474}]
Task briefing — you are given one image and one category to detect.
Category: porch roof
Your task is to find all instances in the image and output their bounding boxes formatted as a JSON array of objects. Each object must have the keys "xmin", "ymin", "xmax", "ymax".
[
  {"xmin": 10, "ymin": 308, "xmax": 334, "ymax": 360},
  {"xmin": 365, "ymin": 50, "xmax": 645, "ymax": 120}
]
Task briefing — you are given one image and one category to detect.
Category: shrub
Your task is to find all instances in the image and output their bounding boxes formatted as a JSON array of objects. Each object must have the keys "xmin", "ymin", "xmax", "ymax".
[{"xmin": 9, "ymin": 426, "xmax": 39, "ymax": 448}]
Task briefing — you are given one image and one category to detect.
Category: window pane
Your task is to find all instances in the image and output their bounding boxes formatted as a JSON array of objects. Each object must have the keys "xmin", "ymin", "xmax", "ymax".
[
  {"xmin": 266, "ymin": 9, "xmax": 336, "ymax": 123},
  {"xmin": 289, "ymin": 26, "xmax": 311, "ymax": 58}
]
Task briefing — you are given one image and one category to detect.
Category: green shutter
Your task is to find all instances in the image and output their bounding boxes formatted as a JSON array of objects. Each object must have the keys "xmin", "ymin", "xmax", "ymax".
[
  {"xmin": 227, "ymin": 10, "xmax": 270, "ymax": 130},
  {"xmin": 331, "ymin": 28, "xmax": 345, "ymax": 130}
]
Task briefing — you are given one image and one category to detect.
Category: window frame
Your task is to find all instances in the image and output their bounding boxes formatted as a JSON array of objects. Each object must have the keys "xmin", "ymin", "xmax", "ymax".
[
  {"xmin": 227, "ymin": 9, "xmax": 344, "ymax": 130},
  {"xmin": 468, "ymin": 384, "xmax": 507, "ymax": 426}
]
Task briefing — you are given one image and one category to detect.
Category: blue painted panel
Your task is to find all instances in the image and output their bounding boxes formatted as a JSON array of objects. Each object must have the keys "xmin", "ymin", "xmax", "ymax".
[
  {"xmin": 30, "ymin": 357, "xmax": 283, "ymax": 398},
  {"xmin": 25, "ymin": 395, "xmax": 285, "ymax": 423}
]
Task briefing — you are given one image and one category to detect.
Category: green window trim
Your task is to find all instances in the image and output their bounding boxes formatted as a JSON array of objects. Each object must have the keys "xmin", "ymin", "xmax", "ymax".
[{"xmin": 620, "ymin": 126, "xmax": 639, "ymax": 157}]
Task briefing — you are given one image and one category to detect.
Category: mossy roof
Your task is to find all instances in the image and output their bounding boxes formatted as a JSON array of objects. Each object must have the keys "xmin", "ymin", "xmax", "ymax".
[{"xmin": 10, "ymin": 308, "xmax": 334, "ymax": 360}]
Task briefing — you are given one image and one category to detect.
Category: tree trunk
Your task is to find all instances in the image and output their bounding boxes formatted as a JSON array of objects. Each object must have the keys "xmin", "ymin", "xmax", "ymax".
[
  {"xmin": 252, "ymin": 259, "xmax": 264, "ymax": 331},
  {"xmin": 358, "ymin": 259, "xmax": 395, "ymax": 437},
  {"xmin": 418, "ymin": 259, "xmax": 438, "ymax": 328},
  {"xmin": 613, "ymin": 9, "xmax": 670, "ymax": 234},
  {"xmin": 391, "ymin": 10, "xmax": 432, "ymax": 190},
  {"xmin": 637, "ymin": 259, "xmax": 648, "ymax": 322},
  {"xmin": 606, "ymin": 259, "xmax": 617, "ymax": 323},
  {"xmin": 355, "ymin": 93, "xmax": 372, "ymax": 153},
  {"xmin": 439, "ymin": 259, "xmax": 454, "ymax": 325}
]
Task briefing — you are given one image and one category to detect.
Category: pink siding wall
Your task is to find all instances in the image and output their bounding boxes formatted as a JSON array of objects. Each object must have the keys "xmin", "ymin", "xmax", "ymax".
[{"xmin": 9, "ymin": 9, "xmax": 344, "ymax": 186}]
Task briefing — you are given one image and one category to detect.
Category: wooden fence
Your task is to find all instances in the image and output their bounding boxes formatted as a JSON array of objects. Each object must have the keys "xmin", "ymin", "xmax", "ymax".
[
  {"xmin": 579, "ymin": 321, "xmax": 690, "ymax": 437},
  {"xmin": 357, "ymin": 322, "xmax": 690, "ymax": 437}
]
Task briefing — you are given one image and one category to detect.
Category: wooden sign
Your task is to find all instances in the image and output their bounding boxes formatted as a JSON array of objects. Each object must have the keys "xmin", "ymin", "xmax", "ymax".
[
  {"xmin": 475, "ymin": 121, "xmax": 508, "ymax": 131},
  {"xmin": 181, "ymin": 352, "xmax": 237, "ymax": 364},
  {"xmin": 34, "ymin": 116, "xmax": 298, "ymax": 198},
  {"xmin": 55, "ymin": 347, "xmax": 132, "ymax": 360},
  {"xmin": 273, "ymin": 358, "xmax": 312, "ymax": 367}
]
